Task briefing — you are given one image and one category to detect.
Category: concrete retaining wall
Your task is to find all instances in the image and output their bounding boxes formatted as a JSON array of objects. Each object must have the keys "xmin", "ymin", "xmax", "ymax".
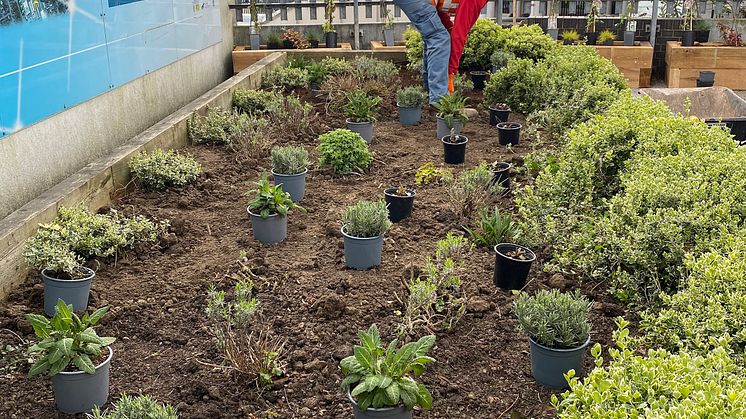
[{"xmin": 0, "ymin": 53, "xmax": 288, "ymax": 300}]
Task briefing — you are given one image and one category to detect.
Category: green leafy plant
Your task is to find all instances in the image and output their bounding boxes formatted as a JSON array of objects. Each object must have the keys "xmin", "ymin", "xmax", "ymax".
[
  {"xmin": 447, "ymin": 162, "xmax": 502, "ymax": 219},
  {"xmin": 261, "ymin": 66, "xmax": 309, "ymax": 90},
  {"xmin": 501, "ymin": 24, "xmax": 557, "ymax": 61},
  {"xmin": 396, "ymin": 86, "xmax": 427, "ymax": 108},
  {"xmin": 433, "ymin": 92, "xmax": 468, "ymax": 127},
  {"xmin": 306, "ymin": 30, "xmax": 320, "ymax": 43},
  {"xmin": 317, "ymin": 129, "xmax": 372, "ymax": 175},
  {"xmin": 90, "ymin": 393, "xmax": 177, "ymax": 419},
  {"xmin": 340, "ymin": 324, "xmax": 435, "ymax": 411},
  {"xmin": 490, "ymin": 49, "xmax": 514, "ymax": 71},
  {"xmin": 351, "ymin": 56, "xmax": 400, "ymax": 83},
  {"xmin": 266, "ymin": 32, "xmax": 281, "ymax": 46},
  {"xmin": 561, "ymin": 29, "xmax": 580, "ymax": 42},
  {"xmin": 597, "ymin": 29, "xmax": 616, "ymax": 44},
  {"xmin": 320, "ymin": 56, "xmax": 353, "ymax": 76},
  {"xmin": 515, "ymin": 289, "xmax": 591, "ymax": 349},
  {"xmin": 452, "ymin": 73, "xmax": 474, "ymax": 96},
  {"xmin": 343, "ymin": 89, "xmax": 381, "ymax": 123},
  {"xmin": 232, "ymin": 89, "xmax": 319, "ymax": 142},
  {"xmin": 206, "ymin": 278, "xmax": 259, "ymax": 329},
  {"xmin": 26, "ymin": 301, "xmax": 115, "ymax": 376},
  {"xmin": 404, "ymin": 26, "xmax": 423, "ymax": 71},
  {"xmin": 128, "ymin": 149, "xmax": 201, "ymax": 191},
  {"xmin": 383, "ymin": 7, "xmax": 394, "ymax": 29},
  {"xmin": 462, "ymin": 18, "xmax": 503, "ymax": 70},
  {"xmin": 271, "ymin": 145, "xmax": 309, "ymax": 175},
  {"xmin": 464, "ymin": 207, "xmax": 519, "ymax": 247},
  {"xmin": 342, "ymin": 200, "xmax": 391, "ymax": 238},
  {"xmin": 306, "ymin": 61, "xmax": 328, "ymax": 88},
  {"xmin": 232, "ymin": 89, "xmax": 284, "ymax": 115},
  {"xmin": 414, "ymin": 162, "xmax": 450, "ymax": 186},
  {"xmin": 189, "ymin": 107, "xmax": 251, "ymax": 145},
  {"xmin": 246, "ymin": 174, "xmax": 304, "ymax": 218}
]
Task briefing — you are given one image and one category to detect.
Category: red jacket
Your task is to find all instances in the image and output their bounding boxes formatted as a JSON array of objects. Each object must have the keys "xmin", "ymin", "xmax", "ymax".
[{"xmin": 434, "ymin": 0, "xmax": 489, "ymax": 91}]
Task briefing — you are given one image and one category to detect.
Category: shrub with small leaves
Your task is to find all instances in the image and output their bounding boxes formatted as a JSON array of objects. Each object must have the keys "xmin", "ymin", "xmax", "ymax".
[
  {"xmin": 515, "ymin": 289, "xmax": 591, "ymax": 349},
  {"xmin": 396, "ymin": 86, "xmax": 427, "ymax": 109},
  {"xmin": 89, "ymin": 393, "xmax": 177, "ymax": 419},
  {"xmin": 271, "ymin": 146, "xmax": 309, "ymax": 175},
  {"xmin": 342, "ymin": 200, "xmax": 391, "ymax": 238},
  {"xmin": 490, "ymin": 49, "xmax": 514, "ymax": 71},
  {"xmin": 464, "ymin": 207, "xmax": 520, "ymax": 248},
  {"xmin": 452, "ymin": 74, "xmax": 474, "ymax": 96},
  {"xmin": 317, "ymin": 129, "xmax": 372, "ymax": 175},
  {"xmin": 128, "ymin": 149, "xmax": 201, "ymax": 191},
  {"xmin": 414, "ymin": 162, "xmax": 451, "ymax": 186},
  {"xmin": 343, "ymin": 89, "xmax": 381, "ymax": 123},
  {"xmin": 320, "ymin": 56, "xmax": 354, "ymax": 76},
  {"xmin": 351, "ymin": 56, "xmax": 400, "ymax": 83},
  {"xmin": 189, "ymin": 107, "xmax": 251, "ymax": 145},
  {"xmin": 261, "ymin": 66, "xmax": 309, "ymax": 90},
  {"xmin": 447, "ymin": 163, "xmax": 502, "ymax": 219},
  {"xmin": 206, "ymin": 278, "xmax": 259, "ymax": 329},
  {"xmin": 404, "ymin": 26, "xmax": 423, "ymax": 71},
  {"xmin": 462, "ymin": 18, "xmax": 503, "ymax": 70},
  {"xmin": 340, "ymin": 324, "xmax": 435, "ymax": 411},
  {"xmin": 232, "ymin": 89, "xmax": 284, "ymax": 115},
  {"xmin": 246, "ymin": 174, "xmax": 304, "ymax": 218}
]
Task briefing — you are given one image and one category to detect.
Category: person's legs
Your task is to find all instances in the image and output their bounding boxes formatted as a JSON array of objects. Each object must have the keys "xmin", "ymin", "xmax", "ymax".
[
  {"xmin": 394, "ymin": 0, "xmax": 449, "ymax": 104},
  {"xmin": 421, "ymin": 41, "xmax": 429, "ymax": 93}
]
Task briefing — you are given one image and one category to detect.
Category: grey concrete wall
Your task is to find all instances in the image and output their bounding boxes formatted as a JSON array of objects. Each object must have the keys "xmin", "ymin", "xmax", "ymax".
[{"xmin": 0, "ymin": 4, "xmax": 234, "ymax": 221}]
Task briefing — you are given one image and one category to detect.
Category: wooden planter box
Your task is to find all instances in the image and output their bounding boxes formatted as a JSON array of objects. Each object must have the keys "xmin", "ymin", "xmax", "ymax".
[
  {"xmin": 232, "ymin": 43, "xmax": 353, "ymax": 74},
  {"xmin": 370, "ymin": 40, "xmax": 407, "ymax": 53},
  {"xmin": 592, "ymin": 42, "xmax": 653, "ymax": 88},
  {"xmin": 665, "ymin": 41, "xmax": 746, "ymax": 89}
]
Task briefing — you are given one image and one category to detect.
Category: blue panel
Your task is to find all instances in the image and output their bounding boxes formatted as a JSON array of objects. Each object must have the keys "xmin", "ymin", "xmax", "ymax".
[{"xmin": 109, "ymin": 0, "xmax": 144, "ymax": 6}]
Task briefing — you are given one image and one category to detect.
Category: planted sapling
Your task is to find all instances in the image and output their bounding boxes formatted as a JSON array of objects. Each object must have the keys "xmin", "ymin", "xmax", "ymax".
[{"xmin": 343, "ymin": 89, "xmax": 381, "ymax": 123}]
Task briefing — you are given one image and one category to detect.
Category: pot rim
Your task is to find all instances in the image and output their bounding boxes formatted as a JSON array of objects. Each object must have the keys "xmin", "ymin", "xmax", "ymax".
[
  {"xmin": 341, "ymin": 225, "xmax": 384, "ymax": 241},
  {"xmin": 347, "ymin": 389, "xmax": 408, "ymax": 412},
  {"xmin": 494, "ymin": 243, "xmax": 537, "ymax": 263},
  {"xmin": 247, "ymin": 207, "xmax": 286, "ymax": 219},
  {"xmin": 496, "ymin": 122, "xmax": 522, "ymax": 130},
  {"xmin": 396, "ymin": 103, "xmax": 422, "ymax": 110},
  {"xmin": 491, "ymin": 161, "xmax": 512, "ymax": 171},
  {"xmin": 440, "ymin": 135, "xmax": 469, "ymax": 145},
  {"xmin": 384, "ymin": 187, "xmax": 416, "ymax": 198},
  {"xmin": 469, "ymin": 70, "xmax": 489, "ymax": 75},
  {"xmin": 271, "ymin": 168, "xmax": 308, "ymax": 177},
  {"xmin": 55, "ymin": 346, "xmax": 113, "ymax": 376},
  {"xmin": 528, "ymin": 334, "xmax": 591, "ymax": 352},
  {"xmin": 346, "ymin": 118, "xmax": 374, "ymax": 125},
  {"xmin": 435, "ymin": 114, "xmax": 463, "ymax": 123},
  {"xmin": 42, "ymin": 266, "xmax": 95, "ymax": 283},
  {"xmin": 489, "ymin": 104, "xmax": 511, "ymax": 112}
]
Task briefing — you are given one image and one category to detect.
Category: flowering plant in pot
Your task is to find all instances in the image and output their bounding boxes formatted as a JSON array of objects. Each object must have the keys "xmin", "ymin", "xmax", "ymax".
[
  {"xmin": 493, "ymin": 243, "xmax": 536, "ymax": 290},
  {"xmin": 384, "ymin": 185, "xmax": 416, "ymax": 223},
  {"xmin": 343, "ymin": 89, "xmax": 381, "ymax": 144},
  {"xmin": 514, "ymin": 289, "xmax": 592, "ymax": 388},
  {"xmin": 340, "ymin": 324, "xmax": 435, "ymax": 418},
  {"xmin": 26, "ymin": 301, "xmax": 115, "ymax": 413},
  {"xmin": 271, "ymin": 146, "xmax": 309, "ymax": 203},
  {"xmin": 246, "ymin": 174, "xmax": 304, "ymax": 244},
  {"xmin": 281, "ymin": 28, "xmax": 308, "ymax": 49},
  {"xmin": 341, "ymin": 200, "xmax": 391, "ymax": 270},
  {"xmin": 488, "ymin": 102, "xmax": 510, "ymax": 126},
  {"xmin": 396, "ymin": 86, "xmax": 427, "ymax": 126},
  {"xmin": 433, "ymin": 92, "xmax": 468, "ymax": 140},
  {"xmin": 441, "ymin": 128, "xmax": 469, "ymax": 165}
]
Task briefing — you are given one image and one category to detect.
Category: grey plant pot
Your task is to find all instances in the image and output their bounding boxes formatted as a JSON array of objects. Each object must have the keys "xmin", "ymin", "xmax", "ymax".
[
  {"xmin": 348, "ymin": 390, "xmax": 412, "ymax": 419},
  {"xmin": 547, "ymin": 28, "xmax": 559, "ymax": 40},
  {"xmin": 346, "ymin": 119, "xmax": 374, "ymax": 144},
  {"xmin": 272, "ymin": 169, "xmax": 307, "ymax": 203},
  {"xmin": 623, "ymin": 31, "xmax": 635, "ymax": 46},
  {"xmin": 342, "ymin": 226, "xmax": 384, "ymax": 270},
  {"xmin": 436, "ymin": 116, "xmax": 462, "ymax": 140},
  {"xmin": 397, "ymin": 105, "xmax": 422, "ymax": 126},
  {"xmin": 383, "ymin": 28, "xmax": 395, "ymax": 46},
  {"xmin": 51, "ymin": 346, "xmax": 112, "ymax": 414},
  {"xmin": 42, "ymin": 267, "xmax": 94, "ymax": 316},
  {"xmin": 529, "ymin": 335, "xmax": 590, "ymax": 389},
  {"xmin": 250, "ymin": 33, "xmax": 261, "ymax": 50},
  {"xmin": 247, "ymin": 208, "xmax": 288, "ymax": 244}
]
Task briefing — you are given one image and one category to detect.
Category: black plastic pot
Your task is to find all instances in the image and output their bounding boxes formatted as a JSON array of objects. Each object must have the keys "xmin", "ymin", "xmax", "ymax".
[
  {"xmin": 493, "ymin": 243, "xmax": 536, "ymax": 290},
  {"xmin": 470, "ymin": 71, "xmax": 488, "ymax": 90},
  {"xmin": 384, "ymin": 188, "xmax": 416, "ymax": 223},
  {"xmin": 695, "ymin": 30, "xmax": 710, "ymax": 43},
  {"xmin": 491, "ymin": 162, "xmax": 511, "ymax": 189},
  {"xmin": 586, "ymin": 32, "xmax": 598, "ymax": 45},
  {"xmin": 563, "ymin": 38, "xmax": 573, "ymax": 45},
  {"xmin": 310, "ymin": 40, "xmax": 320, "ymax": 48},
  {"xmin": 603, "ymin": 39, "xmax": 614, "ymax": 46},
  {"xmin": 681, "ymin": 30, "xmax": 695, "ymax": 46},
  {"xmin": 441, "ymin": 135, "xmax": 468, "ymax": 164},
  {"xmin": 489, "ymin": 105, "xmax": 510, "ymax": 126},
  {"xmin": 497, "ymin": 122, "xmax": 521, "ymax": 146},
  {"xmin": 325, "ymin": 31, "xmax": 338, "ymax": 48},
  {"xmin": 267, "ymin": 41, "xmax": 280, "ymax": 49},
  {"xmin": 282, "ymin": 39, "xmax": 294, "ymax": 49},
  {"xmin": 699, "ymin": 70, "xmax": 715, "ymax": 84}
]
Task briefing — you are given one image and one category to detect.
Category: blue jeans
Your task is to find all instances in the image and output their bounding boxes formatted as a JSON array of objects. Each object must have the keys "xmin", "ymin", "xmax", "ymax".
[{"xmin": 394, "ymin": 0, "xmax": 449, "ymax": 104}]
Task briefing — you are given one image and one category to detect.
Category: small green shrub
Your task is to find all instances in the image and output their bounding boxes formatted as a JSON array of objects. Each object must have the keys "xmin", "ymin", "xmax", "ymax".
[
  {"xmin": 306, "ymin": 61, "xmax": 328, "ymax": 87},
  {"xmin": 231, "ymin": 89, "xmax": 319, "ymax": 142},
  {"xmin": 414, "ymin": 162, "xmax": 451, "ymax": 185},
  {"xmin": 562, "ymin": 29, "xmax": 580, "ymax": 42},
  {"xmin": 447, "ymin": 163, "xmax": 502, "ymax": 219},
  {"xmin": 246, "ymin": 174, "xmax": 303, "ymax": 218},
  {"xmin": 464, "ymin": 207, "xmax": 519, "ymax": 248},
  {"xmin": 189, "ymin": 107, "xmax": 250, "ymax": 145},
  {"xmin": 351, "ymin": 56, "xmax": 399, "ymax": 83},
  {"xmin": 343, "ymin": 89, "xmax": 381, "ymax": 123},
  {"xmin": 489, "ymin": 49, "xmax": 514, "ymax": 71},
  {"xmin": 396, "ymin": 86, "xmax": 427, "ymax": 108},
  {"xmin": 452, "ymin": 73, "xmax": 474, "ymax": 96},
  {"xmin": 317, "ymin": 129, "xmax": 372, "ymax": 175},
  {"xmin": 261, "ymin": 66, "xmax": 309, "ymax": 90},
  {"xmin": 340, "ymin": 324, "xmax": 435, "ymax": 411},
  {"xmin": 342, "ymin": 200, "xmax": 391, "ymax": 238},
  {"xmin": 597, "ymin": 29, "xmax": 616, "ymax": 44},
  {"xmin": 404, "ymin": 26, "xmax": 424, "ymax": 71},
  {"xmin": 271, "ymin": 146, "xmax": 309, "ymax": 175},
  {"xmin": 484, "ymin": 58, "xmax": 543, "ymax": 114},
  {"xmin": 515, "ymin": 289, "xmax": 591, "ymax": 349},
  {"xmin": 26, "ymin": 302, "xmax": 114, "ymax": 376},
  {"xmin": 90, "ymin": 393, "xmax": 177, "ymax": 419},
  {"xmin": 128, "ymin": 149, "xmax": 201, "ymax": 191},
  {"xmin": 206, "ymin": 278, "xmax": 259, "ymax": 329},
  {"xmin": 232, "ymin": 89, "xmax": 284, "ymax": 115},
  {"xmin": 462, "ymin": 18, "xmax": 503, "ymax": 70},
  {"xmin": 501, "ymin": 24, "xmax": 557, "ymax": 61},
  {"xmin": 320, "ymin": 56, "xmax": 354, "ymax": 76}
]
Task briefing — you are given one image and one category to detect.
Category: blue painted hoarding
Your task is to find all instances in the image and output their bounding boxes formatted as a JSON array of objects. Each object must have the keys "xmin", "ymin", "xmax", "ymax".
[{"xmin": 0, "ymin": 0, "xmax": 221, "ymax": 138}]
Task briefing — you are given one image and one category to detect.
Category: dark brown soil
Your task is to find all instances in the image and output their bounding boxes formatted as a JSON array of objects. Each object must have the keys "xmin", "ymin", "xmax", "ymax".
[{"xmin": 0, "ymin": 84, "xmax": 626, "ymax": 418}]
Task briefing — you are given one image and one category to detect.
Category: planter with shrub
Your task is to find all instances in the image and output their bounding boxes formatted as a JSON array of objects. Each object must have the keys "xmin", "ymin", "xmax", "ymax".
[
  {"xmin": 469, "ymin": 70, "xmax": 489, "ymax": 90},
  {"xmin": 598, "ymin": 29, "xmax": 616, "ymax": 45},
  {"xmin": 488, "ymin": 103, "xmax": 510, "ymax": 126},
  {"xmin": 383, "ymin": 9, "xmax": 395, "ymax": 46},
  {"xmin": 341, "ymin": 200, "xmax": 391, "ymax": 269},
  {"xmin": 344, "ymin": 89, "xmax": 381, "ymax": 144},
  {"xmin": 561, "ymin": 29, "xmax": 580, "ymax": 45},
  {"xmin": 306, "ymin": 30, "xmax": 320, "ymax": 48},
  {"xmin": 441, "ymin": 130, "xmax": 469, "ymax": 165},
  {"xmin": 493, "ymin": 243, "xmax": 536, "ymax": 290},
  {"xmin": 384, "ymin": 186, "xmax": 416, "ymax": 222},
  {"xmin": 340, "ymin": 324, "xmax": 435, "ymax": 418},
  {"xmin": 271, "ymin": 146, "xmax": 309, "ymax": 202},
  {"xmin": 515, "ymin": 289, "xmax": 592, "ymax": 388},
  {"xmin": 497, "ymin": 122, "xmax": 522, "ymax": 145},
  {"xmin": 26, "ymin": 302, "xmax": 115, "ymax": 413},
  {"xmin": 266, "ymin": 33, "xmax": 281, "ymax": 49},
  {"xmin": 317, "ymin": 129, "xmax": 373, "ymax": 176},
  {"xmin": 246, "ymin": 174, "xmax": 304, "ymax": 244},
  {"xmin": 396, "ymin": 86, "xmax": 427, "ymax": 126},
  {"xmin": 434, "ymin": 92, "xmax": 468, "ymax": 139},
  {"xmin": 323, "ymin": 0, "xmax": 337, "ymax": 48}
]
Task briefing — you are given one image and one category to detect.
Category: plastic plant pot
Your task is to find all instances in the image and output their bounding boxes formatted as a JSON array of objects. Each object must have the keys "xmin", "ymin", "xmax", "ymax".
[
  {"xmin": 384, "ymin": 188, "xmax": 416, "ymax": 222},
  {"xmin": 342, "ymin": 226, "xmax": 384, "ymax": 270},
  {"xmin": 346, "ymin": 119, "xmax": 374, "ymax": 144},
  {"xmin": 398, "ymin": 105, "xmax": 422, "ymax": 126},
  {"xmin": 528, "ymin": 335, "xmax": 591, "ymax": 389},
  {"xmin": 383, "ymin": 28, "xmax": 395, "ymax": 46},
  {"xmin": 348, "ymin": 390, "xmax": 412, "ymax": 419},
  {"xmin": 272, "ymin": 169, "xmax": 307, "ymax": 203},
  {"xmin": 470, "ymin": 70, "xmax": 488, "ymax": 90},
  {"xmin": 695, "ymin": 30, "xmax": 710, "ymax": 43},
  {"xmin": 250, "ymin": 33, "xmax": 261, "ymax": 50},
  {"xmin": 603, "ymin": 39, "xmax": 614, "ymax": 46},
  {"xmin": 699, "ymin": 70, "xmax": 715, "ymax": 84},
  {"xmin": 441, "ymin": 135, "xmax": 468, "ymax": 165},
  {"xmin": 282, "ymin": 39, "xmax": 294, "ymax": 49},
  {"xmin": 310, "ymin": 40, "xmax": 320, "ymax": 48},
  {"xmin": 681, "ymin": 30, "xmax": 695, "ymax": 46},
  {"xmin": 488, "ymin": 105, "xmax": 511, "ymax": 126},
  {"xmin": 623, "ymin": 31, "xmax": 634, "ymax": 46},
  {"xmin": 247, "ymin": 208, "xmax": 288, "ymax": 244},
  {"xmin": 493, "ymin": 243, "xmax": 536, "ymax": 290},
  {"xmin": 491, "ymin": 162, "xmax": 512, "ymax": 189},
  {"xmin": 585, "ymin": 32, "xmax": 598, "ymax": 45},
  {"xmin": 42, "ymin": 267, "xmax": 95, "ymax": 316},
  {"xmin": 497, "ymin": 122, "xmax": 522, "ymax": 146},
  {"xmin": 51, "ymin": 346, "xmax": 113, "ymax": 414},
  {"xmin": 436, "ymin": 116, "xmax": 462, "ymax": 140},
  {"xmin": 325, "ymin": 32, "xmax": 338, "ymax": 48}
]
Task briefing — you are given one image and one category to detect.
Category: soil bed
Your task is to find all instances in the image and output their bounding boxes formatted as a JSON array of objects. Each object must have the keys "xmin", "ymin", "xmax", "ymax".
[{"xmin": 0, "ymin": 86, "xmax": 625, "ymax": 418}]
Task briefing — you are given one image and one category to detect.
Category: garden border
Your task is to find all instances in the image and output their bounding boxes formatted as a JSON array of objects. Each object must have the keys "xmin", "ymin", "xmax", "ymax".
[
  {"xmin": 0, "ymin": 53, "xmax": 288, "ymax": 300},
  {"xmin": 232, "ymin": 48, "xmax": 408, "ymax": 73}
]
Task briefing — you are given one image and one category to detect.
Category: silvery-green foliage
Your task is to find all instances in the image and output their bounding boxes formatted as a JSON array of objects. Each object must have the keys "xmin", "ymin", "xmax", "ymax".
[
  {"xmin": 342, "ymin": 200, "xmax": 391, "ymax": 238},
  {"xmin": 205, "ymin": 279, "xmax": 259, "ymax": 329},
  {"xmin": 514, "ymin": 289, "xmax": 591, "ymax": 349},
  {"xmin": 447, "ymin": 162, "xmax": 503, "ymax": 219},
  {"xmin": 396, "ymin": 86, "xmax": 427, "ymax": 108},
  {"xmin": 89, "ymin": 393, "xmax": 177, "ymax": 419},
  {"xmin": 128, "ymin": 149, "xmax": 201, "ymax": 191},
  {"xmin": 271, "ymin": 146, "xmax": 309, "ymax": 175},
  {"xmin": 261, "ymin": 66, "xmax": 309, "ymax": 90},
  {"xmin": 188, "ymin": 107, "xmax": 251, "ymax": 145},
  {"xmin": 351, "ymin": 56, "xmax": 399, "ymax": 83}
]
